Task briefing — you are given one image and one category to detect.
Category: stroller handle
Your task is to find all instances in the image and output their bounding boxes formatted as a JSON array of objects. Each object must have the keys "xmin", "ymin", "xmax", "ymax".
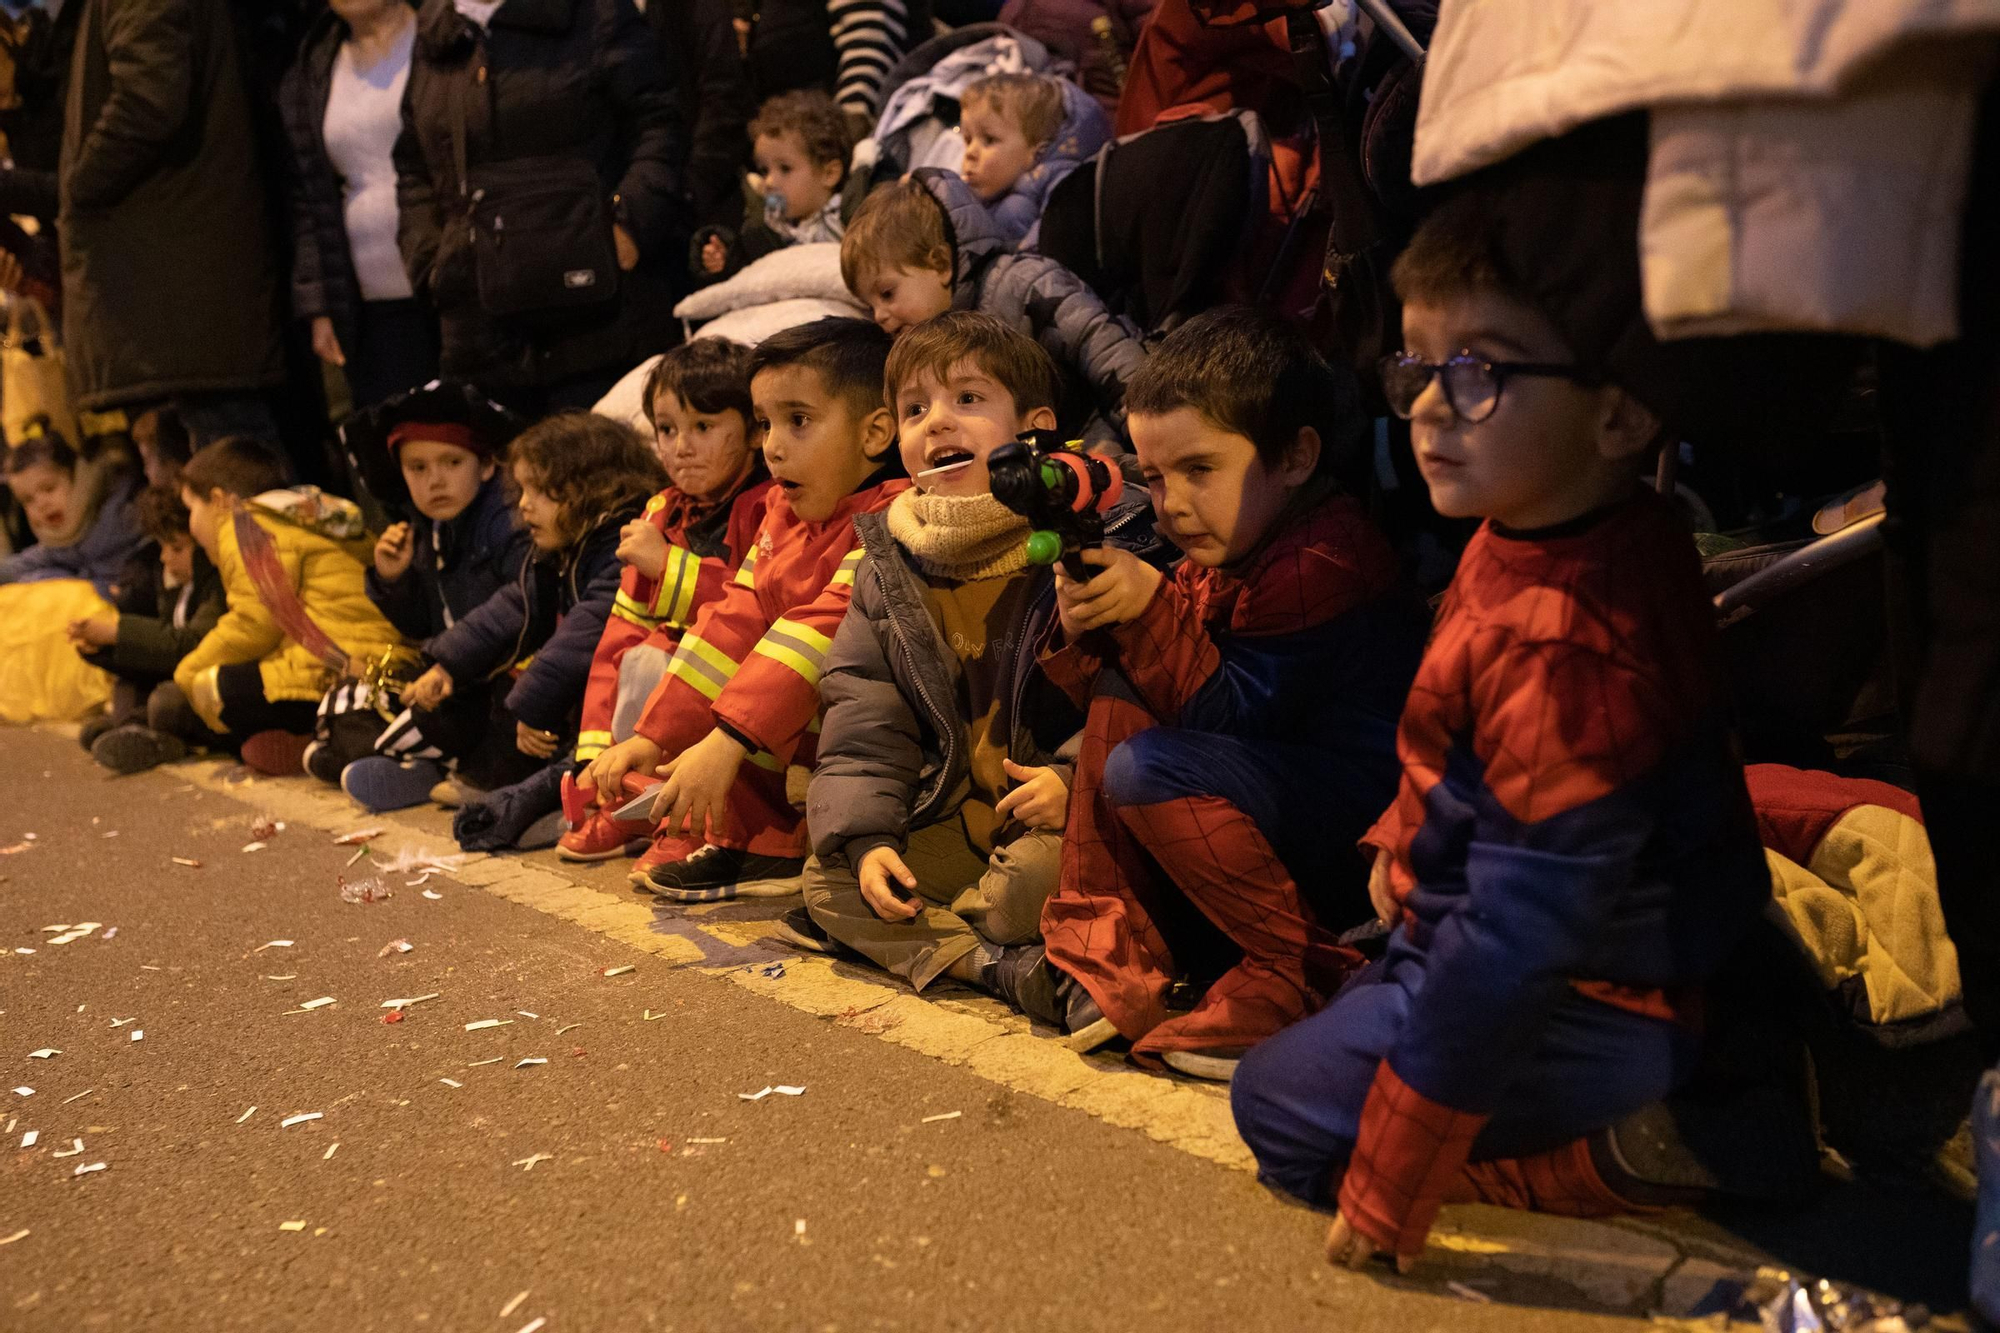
[{"xmin": 1713, "ymin": 511, "xmax": 1885, "ymax": 627}]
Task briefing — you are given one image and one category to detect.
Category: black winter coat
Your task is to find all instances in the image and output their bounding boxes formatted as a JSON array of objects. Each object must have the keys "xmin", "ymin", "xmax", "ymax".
[
  {"xmin": 84, "ymin": 545, "xmax": 226, "ymax": 682},
  {"xmin": 59, "ymin": 0, "xmax": 284, "ymax": 411},
  {"xmin": 425, "ymin": 503, "xmax": 639, "ymax": 736},
  {"xmin": 364, "ymin": 473, "xmax": 530, "ymax": 645},
  {"xmin": 395, "ymin": 0, "xmax": 689, "ymax": 395},
  {"xmin": 651, "ymin": 0, "xmax": 755, "ymax": 232},
  {"xmin": 279, "ymin": 5, "xmax": 422, "ymax": 357}
]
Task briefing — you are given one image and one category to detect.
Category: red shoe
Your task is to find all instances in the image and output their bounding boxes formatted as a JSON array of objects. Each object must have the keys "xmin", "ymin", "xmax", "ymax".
[
  {"xmin": 557, "ymin": 811, "xmax": 650, "ymax": 863},
  {"xmin": 240, "ymin": 730, "xmax": 311, "ymax": 777},
  {"xmin": 628, "ymin": 830, "xmax": 700, "ymax": 892}
]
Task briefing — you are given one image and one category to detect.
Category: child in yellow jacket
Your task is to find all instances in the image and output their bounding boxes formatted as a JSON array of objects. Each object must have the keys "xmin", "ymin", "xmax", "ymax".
[{"xmin": 157, "ymin": 438, "xmax": 409, "ymax": 776}]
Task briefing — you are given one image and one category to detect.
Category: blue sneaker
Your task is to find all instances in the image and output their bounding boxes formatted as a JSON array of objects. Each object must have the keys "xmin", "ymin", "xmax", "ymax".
[{"xmin": 340, "ymin": 757, "xmax": 446, "ymax": 813}]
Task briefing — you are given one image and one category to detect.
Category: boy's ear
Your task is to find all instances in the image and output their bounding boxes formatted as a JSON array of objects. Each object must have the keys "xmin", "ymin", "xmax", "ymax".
[
  {"xmin": 860, "ymin": 405, "xmax": 898, "ymax": 460},
  {"xmin": 479, "ymin": 459, "xmax": 498, "ymax": 481},
  {"xmin": 1596, "ymin": 387, "xmax": 1663, "ymax": 463},
  {"xmin": 1025, "ymin": 405, "xmax": 1058, "ymax": 434},
  {"xmin": 1280, "ymin": 426, "xmax": 1322, "ymax": 486},
  {"xmin": 816, "ymin": 158, "xmax": 845, "ymax": 193}
]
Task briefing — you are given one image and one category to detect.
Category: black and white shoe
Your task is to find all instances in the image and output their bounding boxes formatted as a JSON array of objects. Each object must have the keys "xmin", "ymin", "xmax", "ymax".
[
  {"xmin": 771, "ymin": 906, "xmax": 838, "ymax": 954},
  {"xmin": 646, "ymin": 845, "xmax": 804, "ymax": 903}
]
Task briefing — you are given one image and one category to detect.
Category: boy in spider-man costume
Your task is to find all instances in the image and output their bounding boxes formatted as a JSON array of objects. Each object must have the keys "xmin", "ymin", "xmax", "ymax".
[
  {"xmin": 1027, "ymin": 307, "xmax": 1425, "ymax": 1078},
  {"xmin": 1230, "ymin": 181, "xmax": 1769, "ymax": 1269}
]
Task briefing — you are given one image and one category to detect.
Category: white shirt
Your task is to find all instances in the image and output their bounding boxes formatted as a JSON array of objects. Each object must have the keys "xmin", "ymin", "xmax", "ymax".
[
  {"xmin": 322, "ymin": 20, "xmax": 417, "ymax": 302},
  {"xmin": 454, "ymin": 0, "xmax": 504, "ymax": 25}
]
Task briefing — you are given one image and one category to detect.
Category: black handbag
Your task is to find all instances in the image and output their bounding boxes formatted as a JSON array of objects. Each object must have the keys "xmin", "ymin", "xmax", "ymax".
[{"xmin": 451, "ymin": 82, "xmax": 620, "ymax": 323}]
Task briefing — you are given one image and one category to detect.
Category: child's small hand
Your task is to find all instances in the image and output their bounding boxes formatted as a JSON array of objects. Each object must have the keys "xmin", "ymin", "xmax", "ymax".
[
  {"xmin": 615, "ymin": 518, "xmax": 668, "ymax": 581},
  {"xmin": 581, "ymin": 734, "xmax": 664, "ymax": 799},
  {"xmin": 1326, "ymin": 1211, "xmax": 1415, "ymax": 1275},
  {"xmin": 701, "ymin": 237, "xmax": 728, "ymax": 274},
  {"xmin": 401, "ymin": 662, "xmax": 453, "ymax": 710},
  {"xmin": 67, "ymin": 614, "xmax": 117, "ymax": 649},
  {"xmin": 516, "ymin": 720, "xmax": 561, "ymax": 758},
  {"xmin": 858, "ymin": 845, "xmax": 923, "ymax": 921},
  {"xmin": 374, "ymin": 522, "xmax": 414, "ymax": 581},
  {"xmin": 995, "ymin": 758, "xmax": 1068, "ymax": 831},
  {"xmin": 1368, "ymin": 846, "xmax": 1398, "ymax": 925},
  {"xmin": 647, "ymin": 726, "xmax": 747, "ymax": 838},
  {"xmin": 1054, "ymin": 547, "xmax": 1162, "ymax": 638}
]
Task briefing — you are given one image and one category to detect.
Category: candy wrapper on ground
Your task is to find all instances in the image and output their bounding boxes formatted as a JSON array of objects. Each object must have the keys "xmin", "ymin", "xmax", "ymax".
[
  {"xmin": 1750, "ymin": 1269, "xmax": 1928, "ymax": 1333},
  {"xmin": 338, "ymin": 875, "xmax": 392, "ymax": 905}
]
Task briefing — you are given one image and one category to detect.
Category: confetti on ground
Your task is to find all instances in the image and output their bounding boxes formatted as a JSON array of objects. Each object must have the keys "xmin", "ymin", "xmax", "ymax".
[
  {"xmin": 439, "ymin": 1078, "xmax": 463, "ymax": 1088},
  {"xmin": 511, "ymin": 1153, "xmax": 553, "ymax": 1172},
  {"xmin": 61, "ymin": 1090, "xmax": 93, "ymax": 1106},
  {"xmin": 515, "ymin": 1011, "xmax": 539, "ymax": 1019},
  {"xmin": 0, "ymin": 1229, "xmax": 26, "ymax": 1245},
  {"xmin": 1446, "ymin": 1282, "xmax": 1493, "ymax": 1304},
  {"xmin": 251, "ymin": 817, "xmax": 283, "ymax": 840},
  {"xmin": 1, "ymin": 842, "xmax": 32, "ymax": 855},
  {"xmin": 642, "ymin": 1010, "xmax": 667, "ymax": 1021},
  {"xmin": 236, "ymin": 1107, "xmax": 256, "ymax": 1124},
  {"xmin": 380, "ymin": 993, "xmax": 439, "ymax": 1010},
  {"xmin": 516, "ymin": 1318, "xmax": 547, "ymax": 1333},
  {"xmin": 323, "ymin": 1143, "xmax": 339, "ymax": 1160},
  {"xmin": 241, "ymin": 842, "xmax": 267, "ymax": 854},
  {"xmin": 170, "ymin": 857, "xmax": 201, "ymax": 868},
  {"xmin": 602, "ymin": 965, "xmax": 635, "ymax": 977},
  {"xmin": 73, "ymin": 1162, "xmax": 106, "ymax": 1177},
  {"xmin": 737, "ymin": 1085, "xmax": 806, "ymax": 1102},
  {"xmin": 262, "ymin": 975, "xmax": 296, "ymax": 982},
  {"xmin": 464, "ymin": 1019, "xmax": 512, "ymax": 1031},
  {"xmin": 109, "ymin": 1017, "xmax": 136, "ymax": 1027},
  {"xmin": 280, "ymin": 1113, "xmax": 322, "ymax": 1128},
  {"xmin": 130, "ymin": 1031, "xmax": 143, "ymax": 1043},
  {"xmin": 344, "ymin": 847, "xmax": 369, "ymax": 868},
  {"xmin": 102, "ymin": 830, "xmax": 119, "ymax": 838},
  {"xmin": 254, "ymin": 940, "xmax": 294, "ymax": 952},
  {"xmin": 689, "ymin": 1137, "xmax": 727, "ymax": 1145},
  {"xmin": 20, "ymin": 1130, "xmax": 36, "ymax": 1147},
  {"xmin": 500, "ymin": 1291, "xmax": 531, "ymax": 1319},
  {"xmin": 421, "ymin": 889, "xmax": 442, "ymax": 900},
  {"xmin": 279, "ymin": 1220, "xmax": 307, "ymax": 1232},
  {"xmin": 377, "ymin": 939, "xmax": 413, "ymax": 956},
  {"xmin": 381, "ymin": 1011, "xmax": 403, "ymax": 1025},
  {"xmin": 514, "ymin": 1058, "xmax": 547, "ymax": 1069},
  {"xmin": 298, "ymin": 997, "xmax": 337, "ymax": 1011},
  {"xmin": 467, "ymin": 1057, "xmax": 503, "ymax": 1067},
  {"xmin": 28, "ymin": 1049, "xmax": 58, "ymax": 1059},
  {"xmin": 13, "ymin": 948, "xmax": 34, "ymax": 955},
  {"xmin": 333, "ymin": 828, "xmax": 382, "ymax": 846},
  {"xmin": 555, "ymin": 1024, "xmax": 581, "ymax": 1035},
  {"xmin": 52, "ymin": 1139, "xmax": 82, "ymax": 1158},
  {"xmin": 921, "ymin": 1111, "xmax": 962, "ymax": 1124},
  {"xmin": 760, "ymin": 962, "xmax": 786, "ymax": 979},
  {"xmin": 11, "ymin": 1088, "xmax": 32, "ymax": 1098},
  {"xmin": 101, "ymin": 927, "xmax": 117, "ymax": 940},
  {"xmin": 795, "ymin": 1218, "xmax": 806, "ymax": 1237}
]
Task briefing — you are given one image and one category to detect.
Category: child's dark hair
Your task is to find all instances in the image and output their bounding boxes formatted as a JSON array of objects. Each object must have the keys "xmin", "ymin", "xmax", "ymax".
[
  {"xmin": 642, "ymin": 338, "xmax": 757, "ymax": 429},
  {"xmin": 1390, "ymin": 188, "xmax": 1534, "ymax": 318},
  {"xmin": 3, "ymin": 429, "xmax": 77, "ymax": 477},
  {"xmin": 885, "ymin": 311, "xmax": 1057, "ymax": 416},
  {"xmin": 961, "ymin": 73, "xmax": 1066, "ymax": 147},
  {"xmin": 840, "ymin": 178, "xmax": 952, "ymax": 292},
  {"xmin": 137, "ymin": 484, "xmax": 192, "ymax": 545},
  {"xmin": 749, "ymin": 89, "xmax": 856, "ymax": 177},
  {"xmin": 1127, "ymin": 306, "xmax": 1365, "ymax": 482},
  {"xmin": 748, "ymin": 317, "xmax": 895, "ymax": 422},
  {"xmin": 179, "ymin": 436, "xmax": 289, "ymax": 500},
  {"xmin": 509, "ymin": 412, "xmax": 665, "ymax": 544}
]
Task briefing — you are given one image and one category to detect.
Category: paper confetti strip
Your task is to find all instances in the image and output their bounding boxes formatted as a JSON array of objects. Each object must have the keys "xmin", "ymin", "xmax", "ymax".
[
  {"xmin": 464, "ymin": 1019, "xmax": 512, "ymax": 1031},
  {"xmin": 280, "ymin": 1112, "xmax": 323, "ymax": 1128},
  {"xmin": 73, "ymin": 1161, "xmax": 106, "ymax": 1177}
]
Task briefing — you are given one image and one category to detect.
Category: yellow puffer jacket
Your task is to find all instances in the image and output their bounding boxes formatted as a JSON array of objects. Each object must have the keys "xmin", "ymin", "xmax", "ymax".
[{"xmin": 174, "ymin": 489, "xmax": 410, "ymax": 732}]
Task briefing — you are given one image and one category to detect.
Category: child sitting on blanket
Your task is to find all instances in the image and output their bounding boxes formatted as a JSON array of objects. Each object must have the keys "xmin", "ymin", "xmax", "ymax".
[{"xmin": 695, "ymin": 91, "xmax": 858, "ymax": 284}]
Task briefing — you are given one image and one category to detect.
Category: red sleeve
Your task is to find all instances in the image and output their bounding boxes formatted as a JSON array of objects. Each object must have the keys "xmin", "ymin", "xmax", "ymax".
[
  {"xmin": 1101, "ymin": 563, "xmax": 1221, "ymax": 717},
  {"xmin": 632, "ymin": 571, "xmax": 768, "ymax": 756},
  {"xmin": 710, "ymin": 542, "xmax": 864, "ymax": 763}
]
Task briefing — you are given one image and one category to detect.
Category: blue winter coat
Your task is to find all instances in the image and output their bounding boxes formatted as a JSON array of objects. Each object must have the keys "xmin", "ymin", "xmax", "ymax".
[
  {"xmin": 364, "ymin": 473, "xmax": 530, "ymax": 644},
  {"xmin": 0, "ymin": 471, "xmax": 146, "ymax": 598}
]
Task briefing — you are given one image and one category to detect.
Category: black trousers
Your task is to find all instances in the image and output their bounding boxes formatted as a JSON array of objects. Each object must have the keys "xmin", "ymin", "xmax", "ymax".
[{"xmin": 345, "ymin": 298, "xmax": 442, "ymax": 413}]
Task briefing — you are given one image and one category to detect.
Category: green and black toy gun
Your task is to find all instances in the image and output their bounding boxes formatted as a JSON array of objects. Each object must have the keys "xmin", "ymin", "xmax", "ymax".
[{"xmin": 988, "ymin": 431, "xmax": 1125, "ymax": 580}]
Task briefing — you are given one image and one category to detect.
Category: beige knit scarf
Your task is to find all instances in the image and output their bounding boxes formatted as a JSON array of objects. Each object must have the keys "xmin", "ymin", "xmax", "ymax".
[{"xmin": 885, "ymin": 488, "xmax": 1032, "ymax": 581}]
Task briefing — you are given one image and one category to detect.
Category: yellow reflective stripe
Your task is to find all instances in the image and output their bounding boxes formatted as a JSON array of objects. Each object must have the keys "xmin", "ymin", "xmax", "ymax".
[
  {"xmin": 733, "ymin": 544, "xmax": 760, "ymax": 588},
  {"xmin": 663, "ymin": 632, "xmax": 739, "ymax": 702},
  {"xmin": 610, "ymin": 593, "xmax": 659, "ymax": 630},
  {"xmin": 828, "ymin": 546, "xmax": 863, "ymax": 587},
  {"xmin": 752, "ymin": 616, "xmax": 833, "ymax": 688},
  {"xmin": 576, "ymin": 729, "xmax": 613, "ymax": 750},
  {"xmin": 574, "ymin": 741, "xmax": 607, "ymax": 762},
  {"xmin": 650, "ymin": 544, "xmax": 701, "ymax": 626}
]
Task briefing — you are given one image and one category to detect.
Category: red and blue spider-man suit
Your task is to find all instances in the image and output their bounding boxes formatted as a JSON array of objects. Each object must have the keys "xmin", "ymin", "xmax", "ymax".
[
  {"xmin": 1230, "ymin": 491, "xmax": 1769, "ymax": 1260},
  {"xmin": 1038, "ymin": 490, "xmax": 1424, "ymax": 1060}
]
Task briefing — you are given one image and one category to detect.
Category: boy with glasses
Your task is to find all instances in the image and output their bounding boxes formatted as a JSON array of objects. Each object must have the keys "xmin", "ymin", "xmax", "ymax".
[{"xmin": 1230, "ymin": 186, "xmax": 1769, "ymax": 1270}]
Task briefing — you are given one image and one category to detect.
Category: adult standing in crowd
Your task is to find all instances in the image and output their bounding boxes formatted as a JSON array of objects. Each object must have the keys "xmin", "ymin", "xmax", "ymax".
[
  {"xmin": 58, "ymin": 0, "xmax": 285, "ymax": 445},
  {"xmin": 394, "ymin": 0, "xmax": 687, "ymax": 415},
  {"xmin": 282, "ymin": 0, "xmax": 438, "ymax": 414}
]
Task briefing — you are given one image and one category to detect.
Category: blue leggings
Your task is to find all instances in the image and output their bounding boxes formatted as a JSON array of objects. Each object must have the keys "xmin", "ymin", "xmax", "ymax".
[{"xmin": 1230, "ymin": 932, "xmax": 1700, "ymax": 1206}]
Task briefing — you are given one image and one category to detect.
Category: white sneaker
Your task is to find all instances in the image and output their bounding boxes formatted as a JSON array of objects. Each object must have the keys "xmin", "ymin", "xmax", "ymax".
[{"xmin": 1162, "ymin": 1049, "xmax": 1241, "ymax": 1083}]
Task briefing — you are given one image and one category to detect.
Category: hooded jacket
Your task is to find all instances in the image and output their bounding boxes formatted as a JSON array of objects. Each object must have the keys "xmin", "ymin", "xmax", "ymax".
[
  {"xmin": 395, "ymin": 0, "xmax": 688, "ymax": 393},
  {"xmin": 175, "ymin": 489, "xmax": 409, "ymax": 728},
  {"xmin": 0, "ymin": 468, "xmax": 146, "ymax": 598},
  {"xmin": 984, "ymin": 77, "xmax": 1111, "ymax": 247},
  {"xmin": 426, "ymin": 500, "xmax": 643, "ymax": 737},
  {"xmin": 914, "ymin": 168, "xmax": 1146, "ymax": 436},
  {"xmin": 807, "ymin": 481, "xmax": 1158, "ymax": 866},
  {"xmin": 364, "ymin": 471, "xmax": 531, "ymax": 645}
]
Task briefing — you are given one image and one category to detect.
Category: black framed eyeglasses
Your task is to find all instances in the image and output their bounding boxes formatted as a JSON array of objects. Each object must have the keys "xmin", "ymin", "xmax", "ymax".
[{"xmin": 1377, "ymin": 352, "xmax": 1596, "ymax": 423}]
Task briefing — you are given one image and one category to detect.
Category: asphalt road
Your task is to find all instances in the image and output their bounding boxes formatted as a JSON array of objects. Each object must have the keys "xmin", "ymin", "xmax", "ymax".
[{"xmin": 0, "ymin": 726, "xmax": 1659, "ymax": 1333}]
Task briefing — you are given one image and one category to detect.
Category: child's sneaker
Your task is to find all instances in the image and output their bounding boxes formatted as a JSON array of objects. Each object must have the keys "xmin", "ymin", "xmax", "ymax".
[
  {"xmin": 80, "ymin": 714, "xmax": 120, "ymax": 750},
  {"xmin": 241, "ymin": 729, "xmax": 312, "ymax": 777},
  {"xmin": 428, "ymin": 777, "xmax": 484, "ymax": 809},
  {"xmin": 1162, "ymin": 1049, "xmax": 1244, "ymax": 1082},
  {"xmin": 645, "ymin": 845, "xmax": 804, "ymax": 902},
  {"xmin": 558, "ymin": 811, "xmax": 649, "ymax": 862},
  {"xmin": 627, "ymin": 830, "xmax": 702, "ymax": 891},
  {"xmin": 341, "ymin": 756, "xmax": 447, "ymax": 812},
  {"xmin": 302, "ymin": 740, "xmax": 345, "ymax": 785},
  {"xmin": 772, "ymin": 905, "xmax": 839, "ymax": 954},
  {"xmin": 91, "ymin": 724, "xmax": 187, "ymax": 775}
]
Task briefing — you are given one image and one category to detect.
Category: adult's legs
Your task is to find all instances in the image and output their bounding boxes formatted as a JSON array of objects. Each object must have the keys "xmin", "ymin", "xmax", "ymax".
[{"xmin": 344, "ymin": 299, "xmax": 442, "ymax": 412}]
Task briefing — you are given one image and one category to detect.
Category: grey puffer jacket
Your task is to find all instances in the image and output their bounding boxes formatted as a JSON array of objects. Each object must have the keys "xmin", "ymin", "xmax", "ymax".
[
  {"xmin": 807, "ymin": 487, "xmax": 1161, "ymax": 867},
  {"xmin": 914, "ymin": 168, "xmax": 1146, "ymax": 438}
]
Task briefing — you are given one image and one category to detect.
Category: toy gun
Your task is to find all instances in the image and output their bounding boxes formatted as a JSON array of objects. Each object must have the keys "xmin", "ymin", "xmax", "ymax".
[
  {"xmin": 986, "ymin": 431, "xmax": 1124, "ymax": 580},
  {"xmin": 559, "ymin": 768, "xmax": 662, "ymax": 830}
]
